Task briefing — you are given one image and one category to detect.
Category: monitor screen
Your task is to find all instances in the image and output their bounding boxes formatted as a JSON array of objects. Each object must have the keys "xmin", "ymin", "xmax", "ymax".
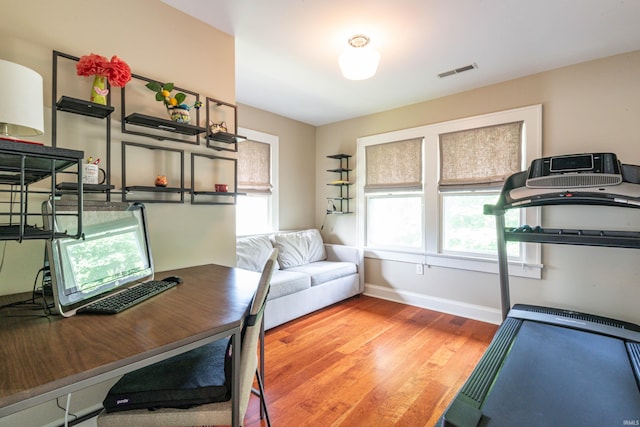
[{"xmin": 43, "ymin": 200, "xmax": 154, "ymax": 316}]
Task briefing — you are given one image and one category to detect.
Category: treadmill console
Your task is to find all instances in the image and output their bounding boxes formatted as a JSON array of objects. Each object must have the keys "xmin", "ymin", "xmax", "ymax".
[{"xmin": 526, "ymin": 152, "xmax": 622, "ymax": 188}]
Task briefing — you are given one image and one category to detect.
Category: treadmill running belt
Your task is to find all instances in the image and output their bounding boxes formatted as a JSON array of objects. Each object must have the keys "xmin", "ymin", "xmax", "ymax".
[{"xmin": 479, "ymin": 321, "xmax": 640, "ymax": 426}]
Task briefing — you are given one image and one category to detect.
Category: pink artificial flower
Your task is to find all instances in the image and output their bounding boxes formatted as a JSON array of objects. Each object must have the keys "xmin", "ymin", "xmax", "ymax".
[
  {"xmin": 76, "ymin": 53, "xmax": 108, "ymax": 77},
  {"xmin": 105, "ymin": 55, "xmax": 132, "ymax": 87},
  {"xmin": 77, "ymin": 53, "xmax": 132, "ymax": 87}
]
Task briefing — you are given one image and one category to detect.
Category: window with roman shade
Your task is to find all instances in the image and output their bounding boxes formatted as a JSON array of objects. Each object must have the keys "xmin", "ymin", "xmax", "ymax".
[
  {"xmin": 237, "ymin": 139, "xmax": 272, "ymax": 194},
  {"xmin": 365, "ymin": 138, "xmax": 423, "ymax": 192},
  {"xmin": 438, "ymin": 121, "xmax": 523, "ymax": 189}
]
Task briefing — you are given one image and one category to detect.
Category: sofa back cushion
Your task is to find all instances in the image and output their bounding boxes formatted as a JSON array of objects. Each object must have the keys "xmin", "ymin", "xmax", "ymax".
[
  {"xmin": 273, "ymin": 229, "xmax": 326, "ymax": 269},
  {"xmin": 236, "ymin": 234, "xmax": 279, "ymax": 272}
]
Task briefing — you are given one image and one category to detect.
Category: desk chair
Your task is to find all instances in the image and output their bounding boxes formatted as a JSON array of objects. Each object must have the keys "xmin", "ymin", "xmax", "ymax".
[{"xmin": 97, "ymin": 249, "xmax": 278, "ymax": 427}]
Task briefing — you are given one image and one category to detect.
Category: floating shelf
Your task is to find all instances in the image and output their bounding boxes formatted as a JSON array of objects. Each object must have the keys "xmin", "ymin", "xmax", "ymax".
[
  {"xmin": 125, "ymin": 185, "xmax": 187, "ymax": 193},
  {"xmin": 56, "ymin": 96, "xmax": 114, "ymax": 119},
  {"xmin": 206, "ymin": 131, "xmax": 246, "ymax": 145},
  {"xmin": 124, "ymin": 113, "xmax": 206, "ymax": 137},
  {"xmin": 56, "ymin": 182, "xmax": 115, "ymax": 193}
]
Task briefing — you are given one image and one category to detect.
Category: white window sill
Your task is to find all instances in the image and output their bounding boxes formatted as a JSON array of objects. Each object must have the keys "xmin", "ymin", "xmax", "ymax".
[{"xmin": 364, "ymin": 249, "xmax": 542, "ymax": 279}]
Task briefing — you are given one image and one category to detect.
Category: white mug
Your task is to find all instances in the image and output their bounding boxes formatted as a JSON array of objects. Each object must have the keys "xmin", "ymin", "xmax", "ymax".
[{"xmin": 82, "ymin": 164, "xmax": 106, "ymax": 185}]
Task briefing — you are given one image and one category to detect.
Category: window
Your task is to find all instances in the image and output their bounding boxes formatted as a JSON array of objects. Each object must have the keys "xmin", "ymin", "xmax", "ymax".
[
  {"xmin": 357, "ymin": 105, "xmax": 542, "ymax": 278},
  {"xmin": 236, "ymin": 128, "xmax": 279, "ymax": 236},
  {"xmin": 364, "ymin": 138, "xmax": 423, "ymax": 251},
  {"xmin": 439, "ymin": 121, "xmax": 523, "ymax": 258}
]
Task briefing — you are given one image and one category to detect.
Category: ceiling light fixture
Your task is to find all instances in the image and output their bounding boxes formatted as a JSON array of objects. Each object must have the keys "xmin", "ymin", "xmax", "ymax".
[{"xmin": 339, "ymin": 34, "xmax": 380, "ymax": 81}]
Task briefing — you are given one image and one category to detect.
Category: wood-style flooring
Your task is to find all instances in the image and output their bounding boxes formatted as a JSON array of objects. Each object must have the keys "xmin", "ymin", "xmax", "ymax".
[{"xmin": 243, "ymin": 295, "xmax": 498, "ymax": 427}]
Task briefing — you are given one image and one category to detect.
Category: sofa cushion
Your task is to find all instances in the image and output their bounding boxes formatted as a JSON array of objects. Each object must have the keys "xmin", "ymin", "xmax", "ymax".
[
  {"xmin": 287, "ymin": 261, "xmax": 357, "ymax": 287},
  {"xmin": 236, "ymin": 234, "xmax": 279, "ymax": 272},
  {"xmin": 268, "ymin": 270, "xmax": 311, "ymax": 300},
  {"xmin": 273, "ymin": 229, "xmax": 326, "ymax": 269}
]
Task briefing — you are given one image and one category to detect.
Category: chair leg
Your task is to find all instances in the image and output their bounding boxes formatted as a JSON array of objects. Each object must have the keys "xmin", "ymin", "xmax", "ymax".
[{"xmin": 255, "ymin": 369, "xmax": 271, "ymax": 427}]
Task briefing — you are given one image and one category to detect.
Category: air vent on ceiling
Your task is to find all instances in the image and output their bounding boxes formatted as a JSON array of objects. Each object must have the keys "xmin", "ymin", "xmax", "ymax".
[{"xmin": 438, "ymin": 63, "xmax": 477, "ymax": 78}]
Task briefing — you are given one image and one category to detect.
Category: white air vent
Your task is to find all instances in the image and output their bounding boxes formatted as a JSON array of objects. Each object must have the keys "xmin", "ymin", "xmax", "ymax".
[{"xmin": 438, "ymin": 63, "xmax": 478, "ymax": 78}]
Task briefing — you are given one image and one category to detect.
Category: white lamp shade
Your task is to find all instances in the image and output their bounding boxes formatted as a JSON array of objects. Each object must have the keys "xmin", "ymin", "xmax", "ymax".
[
  {"xmin": 339, "ymin": 44, "xmax": 380, "ymax": 80},
  {"xmin": 0, "ymin": 59, "xmax": 44, "ymax": 136}
]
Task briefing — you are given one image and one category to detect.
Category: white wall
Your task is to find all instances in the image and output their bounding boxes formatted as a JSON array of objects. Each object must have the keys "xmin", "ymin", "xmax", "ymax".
[{"xmin": 316, "ymin": 50, "xmax": 640, "ymax": 325}]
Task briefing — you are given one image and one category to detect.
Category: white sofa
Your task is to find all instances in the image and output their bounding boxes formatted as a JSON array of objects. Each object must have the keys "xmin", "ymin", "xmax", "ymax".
[{"xmin": 236, "ymin": 229, "xmax": 364, "ymax": 330}]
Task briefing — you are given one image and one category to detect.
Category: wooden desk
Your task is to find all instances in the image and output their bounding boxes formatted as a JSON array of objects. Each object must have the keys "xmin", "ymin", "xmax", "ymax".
[{"xmin": 0, "ymin": 264, "xmax": 260, "ymax": 427}]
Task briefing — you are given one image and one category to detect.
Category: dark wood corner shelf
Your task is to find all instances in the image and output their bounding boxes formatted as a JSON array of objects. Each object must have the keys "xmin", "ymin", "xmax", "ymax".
[
  {"xmin": 326, "ymin": 154, "xmax": 353, "ymax": 214},
  {"xmin": 56, "ymin": 96, "xmax": 114, "ymax": 119},
  {"xmin": 124, "ymin": 113, "xmax": 206, "ymax": 137}
]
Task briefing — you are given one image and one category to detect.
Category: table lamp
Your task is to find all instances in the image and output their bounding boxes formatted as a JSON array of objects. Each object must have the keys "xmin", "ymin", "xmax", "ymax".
[{"xmin": 0, "ymin": 59, "xmax": 44, "ymax": 139}]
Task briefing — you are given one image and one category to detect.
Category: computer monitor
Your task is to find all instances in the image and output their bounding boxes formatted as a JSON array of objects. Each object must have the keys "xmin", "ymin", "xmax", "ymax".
[{"xmin": 43, "ymin": 200, "xmax": 154, "ymax": 317}]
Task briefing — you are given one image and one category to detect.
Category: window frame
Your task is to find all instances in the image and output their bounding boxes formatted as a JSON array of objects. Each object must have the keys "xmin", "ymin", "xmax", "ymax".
[
  {"xmin": 236, "ymin": 127, "xmax": 279, "ymax": 236},
  {"xmin": 357, "ymin": 105, "xmax": 542, "ymax": 279}
]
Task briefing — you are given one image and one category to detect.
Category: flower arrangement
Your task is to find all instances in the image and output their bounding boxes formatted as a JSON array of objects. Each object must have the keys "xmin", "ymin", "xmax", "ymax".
[
  {"xmin": 145, "ymin": 81, "xmax": 202, "ymax": 123},
  {"xmin": 76, "ymin": 53, "xmax": 131, "ymax": 105}
]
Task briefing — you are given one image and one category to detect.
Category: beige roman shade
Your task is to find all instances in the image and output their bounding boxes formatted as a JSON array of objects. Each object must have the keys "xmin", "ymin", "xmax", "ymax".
[
  {"xmin": 439, "ymin": 121, "xmax": 523, "ymax": 189},
  {"xmin": 365, "ymin": 138, "xmax": 423, "ymax": 192},
  {"xmin": 238, "ymin": 140, "xmax": 272, "ymax": 193}
]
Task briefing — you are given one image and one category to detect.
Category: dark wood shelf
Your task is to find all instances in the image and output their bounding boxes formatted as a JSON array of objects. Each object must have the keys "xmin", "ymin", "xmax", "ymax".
[
  {"xmin": 56, "ymin": 96, "xmax": 114, "ymax": 119},
  {"xmin": 56, "ymin": 182, "xmax": 115, "ymax": 193},
  {"xmin": 124, "ymin": 113, "xmax": 206, "ymax": 136},
  {"xmin": 206, "ymin": 131, "xmax": 246, "ymax": 145},
  {"xmin": 125, "ymin": 185, "xmax": 188, "ymax": 193},
  {"xmin": 327, "ymin": 154, "xmax": 352, "ymax": 160},
  {"xmin": 192, "ymin": 191, "xmax": 245, "ymax": 196}
]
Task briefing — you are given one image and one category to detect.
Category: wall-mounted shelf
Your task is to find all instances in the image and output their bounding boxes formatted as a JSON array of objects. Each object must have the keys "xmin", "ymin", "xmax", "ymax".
[
  {"xmin": 190, "ymin": 152, "xmax": 239, "ymax": 205},
  {"xmin": 52, "ymin": 50, "xmax": 113, "ymax": 201},
  {"xmin": 204, "ymin": 97, "xmax": 245, "ymax": 152},
  {"xmin": 121, "ymin": 141, "xmax": 186, "ymax": 203},
  {"xmin": 124, "ymin": 113, "xmax": 206, "ymax": 137},
  {"xmin": 326, "ymin": 154, "xmax": 353, "ymax": 214},
  {"xmin": 55, "ymin": 96, "xmax": 114, "ymax": 119},
  {"xmin": 121, "ymin": 74, "xmax": 203, "ymax": 145}
]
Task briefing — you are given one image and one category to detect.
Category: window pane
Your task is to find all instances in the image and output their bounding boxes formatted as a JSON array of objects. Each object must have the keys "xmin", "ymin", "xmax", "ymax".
[
  {"xmin": 442, "ymin": 193, "xmax": 520, "ymax": 257},
  {"xmin": 367, "ymin": 195, "xmax": 422, "ymax": 249},
  {"xmin": 236, "ymin": 195, "xmax": 272, "ymax": 235}
]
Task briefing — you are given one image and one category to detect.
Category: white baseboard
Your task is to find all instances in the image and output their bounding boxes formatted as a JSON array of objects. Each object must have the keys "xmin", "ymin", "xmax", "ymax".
[{"xmin": 363, "ymin": 283, "xmax": 502, "ymax": 325}]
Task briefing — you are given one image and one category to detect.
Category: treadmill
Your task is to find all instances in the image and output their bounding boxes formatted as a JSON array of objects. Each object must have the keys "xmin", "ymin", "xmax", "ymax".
[{"xmin": 441, "ymin": 153, "xmax": 640, "ymax": 426}]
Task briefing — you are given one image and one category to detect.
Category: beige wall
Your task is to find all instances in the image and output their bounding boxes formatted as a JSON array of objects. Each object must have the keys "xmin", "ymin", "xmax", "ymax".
[
  {"xmin": 237, "ymin": 104, "xmax": 317, "ymax": 230},
  {"xmin": 1, "ymin": 0, "xmax": 237, "ymax": 297},
  {"xmin": 315, "ymin": 50, "xmax": 640, "ymax": 325}
]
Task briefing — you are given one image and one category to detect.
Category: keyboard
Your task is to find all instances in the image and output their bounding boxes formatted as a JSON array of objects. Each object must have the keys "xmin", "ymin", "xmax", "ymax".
[{"xmin": 78, "ymin": 279, "xmax": 180, "ymax": 314}]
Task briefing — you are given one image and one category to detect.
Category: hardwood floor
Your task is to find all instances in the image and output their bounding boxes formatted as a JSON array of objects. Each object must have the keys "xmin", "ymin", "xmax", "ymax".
[{"xmin": 243, "ymin": 296, "xmax": 498, "ymax": 427}]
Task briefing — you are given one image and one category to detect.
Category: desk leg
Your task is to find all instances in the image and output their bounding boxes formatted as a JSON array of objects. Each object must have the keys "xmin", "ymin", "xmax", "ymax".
[{"xmin": 232, "ymin": 329, "xmax": 240, "ymax": 427}]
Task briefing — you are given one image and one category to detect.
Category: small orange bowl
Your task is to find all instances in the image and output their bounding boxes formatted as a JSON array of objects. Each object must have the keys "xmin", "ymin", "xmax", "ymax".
[{"xmin": 215, "ymin": 184, "xmax": 228, "ymax": 192}]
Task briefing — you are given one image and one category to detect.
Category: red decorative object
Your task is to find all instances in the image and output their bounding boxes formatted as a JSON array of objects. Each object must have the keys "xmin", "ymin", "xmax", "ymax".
[
  {"xmin": 76, "ymin": 53, "xmax": 131, "ymax": 104},
  {"xmin": 76, "ymin": 53, "xmax": 131, "ymax": 87}
]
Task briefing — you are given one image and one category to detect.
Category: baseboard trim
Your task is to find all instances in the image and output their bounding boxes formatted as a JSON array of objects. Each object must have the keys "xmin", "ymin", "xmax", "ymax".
[{"xmin": 363, "ymin": 283, "xmax": 502, "ymax": 325}]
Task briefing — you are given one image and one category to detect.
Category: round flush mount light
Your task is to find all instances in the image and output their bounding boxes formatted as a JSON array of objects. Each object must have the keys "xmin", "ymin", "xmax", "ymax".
[{"xmin": 338, "ymin": 34, "xmax": 380, "ymax": 80}]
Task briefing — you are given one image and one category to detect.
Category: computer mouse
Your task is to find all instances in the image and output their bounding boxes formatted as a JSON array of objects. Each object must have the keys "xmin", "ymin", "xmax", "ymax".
[{"xmin": 162, "ymin": 276, "xmax": 183, "ymax": 284}]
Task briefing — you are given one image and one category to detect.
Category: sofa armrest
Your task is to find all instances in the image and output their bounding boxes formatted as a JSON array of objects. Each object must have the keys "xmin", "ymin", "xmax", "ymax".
[{"xmin": 324, "ymin": 243, "xmax": 364, "ymax": 290}]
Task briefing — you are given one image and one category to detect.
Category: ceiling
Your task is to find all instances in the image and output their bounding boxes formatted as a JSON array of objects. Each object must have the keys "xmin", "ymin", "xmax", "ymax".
[{"xmin": 161, "ymin": 0, "xmax": 640, "ymax": 126}]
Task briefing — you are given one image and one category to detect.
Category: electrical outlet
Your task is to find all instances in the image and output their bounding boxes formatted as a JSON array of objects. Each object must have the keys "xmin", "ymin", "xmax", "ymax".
[{"xmin": 416, "ymin": 263, "xmax": 424, "ymax": 275}]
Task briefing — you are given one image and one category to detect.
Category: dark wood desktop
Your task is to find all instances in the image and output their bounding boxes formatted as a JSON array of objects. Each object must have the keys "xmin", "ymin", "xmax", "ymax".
[{"xmin": 0, "ymin": 264, "xmax": 260, "ymax": 427}]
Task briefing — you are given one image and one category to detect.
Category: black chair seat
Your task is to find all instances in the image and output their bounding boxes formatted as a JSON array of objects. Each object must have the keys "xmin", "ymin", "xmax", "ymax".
[{"xmin": 103, "ymin": 337, "xmax": 230, "ymax": 413}]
